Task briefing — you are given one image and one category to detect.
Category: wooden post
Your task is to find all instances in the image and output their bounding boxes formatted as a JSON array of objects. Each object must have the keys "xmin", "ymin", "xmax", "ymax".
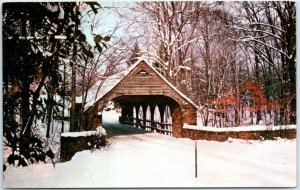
[
  {"xmin": 136, "ymin": 105, "xmax": 140, "ymax": 128},
  {"xmin": 142, "ymin": 104, "xmax": 147, "ymax": 130},
  {"xmin": 150, "ymin": 105, "xmax": 155, "ymax": 132},
  {"xmin": 195, "ymin": 140, "xmax": 198, "ymax": 178},
  {"xmin": 159, "ymin": 105, "xmax": 165, "ymax": 133}
]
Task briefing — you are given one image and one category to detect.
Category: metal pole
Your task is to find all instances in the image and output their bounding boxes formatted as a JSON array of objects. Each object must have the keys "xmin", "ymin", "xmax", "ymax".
[{"xmin": 195, "ymin": 140, "xmax": 198, "ymax": 178}]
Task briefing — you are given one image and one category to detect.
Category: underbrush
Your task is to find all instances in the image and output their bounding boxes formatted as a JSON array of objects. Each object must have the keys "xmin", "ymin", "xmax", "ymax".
[{"xmin": 3, "ymin": 120, "xmax": 69, "ymax": 170}]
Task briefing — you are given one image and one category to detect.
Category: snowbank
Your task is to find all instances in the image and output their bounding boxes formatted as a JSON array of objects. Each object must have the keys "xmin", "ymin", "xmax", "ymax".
[{"xmin": 3, "ymin": 131, "xmax": 296, "ymax": 188}]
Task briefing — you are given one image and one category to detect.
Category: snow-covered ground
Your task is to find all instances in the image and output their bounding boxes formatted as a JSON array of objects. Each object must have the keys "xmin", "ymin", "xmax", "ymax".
[
  {"xmin": 3, "ymin": 124, "xmax": 296, "ymax": 188},
  {"xmin": 2, "ymin": 110, "xmax": 297, "ymax": 188}
]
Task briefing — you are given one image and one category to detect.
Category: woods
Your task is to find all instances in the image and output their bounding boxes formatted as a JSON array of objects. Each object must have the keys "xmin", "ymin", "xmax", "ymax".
[
  {"xmin": 3, "ymin": 2, "xmax": 110, "ymax": 166},
  {"xmin": 116, "ymin": 1, "xmax": 296, "ymax": 127},
  {"xmin": 2, "ymin": 1, "xmax": 296, "ymax": 167}
]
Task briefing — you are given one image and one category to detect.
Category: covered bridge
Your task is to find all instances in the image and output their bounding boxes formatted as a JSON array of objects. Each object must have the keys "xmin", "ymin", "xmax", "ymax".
[{"xmin": 83, "ymin": 60, "xmax": 198, "ymax": 138}]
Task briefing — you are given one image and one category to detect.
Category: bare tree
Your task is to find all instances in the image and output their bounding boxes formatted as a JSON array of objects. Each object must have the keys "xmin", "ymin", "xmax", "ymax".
[
  {"xmin": 233, "ymin": 1, "xmax": 296, "ymax": 124},
  {"xmin": 121, "ymin": 2, "xmax": 205, "ymax": 90}
]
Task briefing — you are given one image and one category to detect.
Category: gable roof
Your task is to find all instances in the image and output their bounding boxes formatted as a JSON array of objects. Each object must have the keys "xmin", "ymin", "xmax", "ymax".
[{"xmin": 84, "ymin": 59, "xmax": 198, "ymax": 111}]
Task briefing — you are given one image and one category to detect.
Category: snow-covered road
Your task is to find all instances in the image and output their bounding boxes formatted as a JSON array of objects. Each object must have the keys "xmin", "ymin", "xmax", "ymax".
[{"xmin": 3, "ymin": 123, "xmax": 296, "ymax": 188}]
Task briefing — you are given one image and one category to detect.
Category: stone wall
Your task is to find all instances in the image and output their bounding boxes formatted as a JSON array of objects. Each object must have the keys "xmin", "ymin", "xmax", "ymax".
[
  {"xmin": 172, "ymin": 107, "xmax": 182, "ymax": 138},
  {"xmin": 182, "ymin": 106, "xmax": 197, "ymax": 125},
  {"xmin": 172, "ymin": 106, "xmax": 197, "ymax": 138},
  {"xmin": 181, "ymin": 128, "xmax": 296, "ymax": 141},
  {"xmin": 60, "ymin": 134, "xmax": 97, "ymax": 162}
]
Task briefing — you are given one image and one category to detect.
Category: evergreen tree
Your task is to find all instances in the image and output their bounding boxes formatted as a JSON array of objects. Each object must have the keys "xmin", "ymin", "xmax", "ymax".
[
  {"xmin": 127, "ymin": 42, "xmax": 140, "ymax": 66},
  {"xmin": 2, "ymin": 2, "xmax": 108, "ymax": 166}
]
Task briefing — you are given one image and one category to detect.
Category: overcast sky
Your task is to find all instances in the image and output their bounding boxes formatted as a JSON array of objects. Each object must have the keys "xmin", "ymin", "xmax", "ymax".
[{"xmin": 80, "ymin": 1, "xmax": 133, "ymax": 46}]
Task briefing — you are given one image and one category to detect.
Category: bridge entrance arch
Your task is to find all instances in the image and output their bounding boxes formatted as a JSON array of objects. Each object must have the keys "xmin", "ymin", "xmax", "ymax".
[{"xmin": 83, "ymin": 60, "xmax": 197, "ymax": 138}]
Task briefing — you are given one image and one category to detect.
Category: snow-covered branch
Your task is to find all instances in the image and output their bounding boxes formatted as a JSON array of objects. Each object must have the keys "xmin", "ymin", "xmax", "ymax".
[
  {"xmin": 231, "ymin": 25, "xmax": 286, "ymax": 44},
  {"xmin": 248, "ymin": 22, "xmax": 286, "ymax": 33},
  {"xmin": 171, "ymin": 36, "xmax": 202, "ymax": 57},
  {"xmin": 7, "ymin": 35, "xmax": 67, "ymax": 40}
]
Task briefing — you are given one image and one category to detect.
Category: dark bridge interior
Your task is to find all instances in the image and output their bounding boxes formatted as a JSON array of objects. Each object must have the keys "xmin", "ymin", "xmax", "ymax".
[{"xmin": 113, "ymin": 95, "xmax": 180, "ymax": 136}]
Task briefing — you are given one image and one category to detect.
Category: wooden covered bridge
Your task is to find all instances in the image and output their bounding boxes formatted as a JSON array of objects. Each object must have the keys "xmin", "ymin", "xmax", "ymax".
[{"xmin": 83, "ymin": 60, "xmax": 198, "ymax": 138}]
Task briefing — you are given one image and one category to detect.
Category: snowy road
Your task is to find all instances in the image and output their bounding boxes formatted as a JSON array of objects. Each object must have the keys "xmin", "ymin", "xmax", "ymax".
[{"xmin": 3, "ymin": 123, "xmax": 296, "ymax": 188}]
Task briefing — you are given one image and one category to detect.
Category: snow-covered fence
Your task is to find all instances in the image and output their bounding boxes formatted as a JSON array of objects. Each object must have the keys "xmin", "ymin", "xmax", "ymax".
[{"xmin": 181, "ymin": 124, "xmax": 296, "ymax": 141}]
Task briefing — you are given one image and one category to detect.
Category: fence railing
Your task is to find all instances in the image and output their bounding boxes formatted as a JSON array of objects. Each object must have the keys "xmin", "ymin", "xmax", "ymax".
[{"xmin": 119, "ymin": 116, "xmax": 173, "ymax": 136}]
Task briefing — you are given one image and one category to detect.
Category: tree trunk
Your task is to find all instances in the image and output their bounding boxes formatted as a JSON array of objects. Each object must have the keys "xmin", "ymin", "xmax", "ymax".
[
  {"xmin": 70, "ymin": 4, "xmax": 79, "ymax": 132},
  {"xmin": 23, "ymin": 75, "xmax": 47, "ymax": 136},
  {"xmin": 21, "ymin": 81, "xmax": 31, "ymax": 137},
  {"xmin": 289, "ymin": 98, "xmax": 296, "ymax": 124},
  {"xmin": 46, "ymin": 90, "xmax": 53, "ymax": 138}
]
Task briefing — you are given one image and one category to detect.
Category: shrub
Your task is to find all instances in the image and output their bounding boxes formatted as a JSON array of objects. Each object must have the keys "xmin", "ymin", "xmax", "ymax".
[{"xmin": 87, "ymin": 127, "xmax": 109, "ymax": 151}]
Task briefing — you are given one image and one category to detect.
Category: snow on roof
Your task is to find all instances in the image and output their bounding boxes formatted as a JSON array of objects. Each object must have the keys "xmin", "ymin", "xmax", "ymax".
[
  {"xmin": 84, "ymin": 58, "xmax": 198, "ymax": 111},
  {"xmin": 84, "ymin": 60, "xmax": 142, "ymax": 111},
  {"xmin": 146, "ymin": 62, "xmax": 198, "ymax": 108},
  {"xmin": 183, "ymin": 124, "xmax": 296, "ymax": 132}
]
